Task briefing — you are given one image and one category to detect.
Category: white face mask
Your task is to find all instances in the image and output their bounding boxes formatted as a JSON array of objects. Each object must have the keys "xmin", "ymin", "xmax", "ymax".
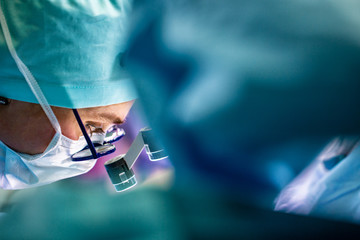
[{"xmin": 0, "ymin": 132, "xmax": 103, "ymax": 190}]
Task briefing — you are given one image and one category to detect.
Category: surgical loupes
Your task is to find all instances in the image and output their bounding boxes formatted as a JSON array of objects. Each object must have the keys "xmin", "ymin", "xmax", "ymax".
[{"xmin": 104, "ymin": 127, "xmax": 168, "ymax": 192}]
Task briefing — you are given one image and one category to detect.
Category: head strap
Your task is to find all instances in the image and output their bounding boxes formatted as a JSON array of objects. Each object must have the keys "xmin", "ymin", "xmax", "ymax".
[{"xmin": 0, "ymin": 1, "xmax": 61, "ymax": 133}]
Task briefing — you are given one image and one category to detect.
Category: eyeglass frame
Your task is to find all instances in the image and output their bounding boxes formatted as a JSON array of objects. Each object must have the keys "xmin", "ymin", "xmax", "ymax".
[{"xmin": 71, "ymin": 109, "xmax": 124, "ymax": 161}]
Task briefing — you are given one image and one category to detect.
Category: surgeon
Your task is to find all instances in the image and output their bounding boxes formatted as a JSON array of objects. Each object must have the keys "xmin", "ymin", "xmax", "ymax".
[{"xmin": 0, "ymin": 0, "xmax": 137, "ymax": 189}]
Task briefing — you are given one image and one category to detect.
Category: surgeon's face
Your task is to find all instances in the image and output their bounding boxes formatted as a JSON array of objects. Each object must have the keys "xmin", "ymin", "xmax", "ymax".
[{"xmin": 0, "ymin": 99, "xmax": 134, "ymax": 155}]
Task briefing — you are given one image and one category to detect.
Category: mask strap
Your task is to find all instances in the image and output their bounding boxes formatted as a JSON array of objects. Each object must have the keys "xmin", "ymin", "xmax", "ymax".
[{"xmin": 0, "ymin": 1, "xmax": 61, "ymax": 134}]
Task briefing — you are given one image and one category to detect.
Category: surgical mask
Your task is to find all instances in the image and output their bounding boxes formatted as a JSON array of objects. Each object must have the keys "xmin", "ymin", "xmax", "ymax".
[{"xmin": 0, "ymin": 133, "xmax": 99, "ymax": 190}]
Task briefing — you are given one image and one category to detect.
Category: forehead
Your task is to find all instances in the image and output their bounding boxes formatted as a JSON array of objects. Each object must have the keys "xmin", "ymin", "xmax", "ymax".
[
  {"xmin": 81, "ymin": 100, "xmax": 134, "ymax": 114},
  {"xmin": 78, "ymin": 100, "xmax": 135, "ymax": 123}
]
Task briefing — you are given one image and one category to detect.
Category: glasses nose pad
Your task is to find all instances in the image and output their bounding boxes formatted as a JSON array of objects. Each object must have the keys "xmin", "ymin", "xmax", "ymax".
[{"xmin": 104, "ymin": 155, "xmax": 137, "ymax": 192}]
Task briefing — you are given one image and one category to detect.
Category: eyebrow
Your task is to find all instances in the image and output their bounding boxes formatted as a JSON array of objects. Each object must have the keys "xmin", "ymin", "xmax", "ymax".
[{"xmin": 98, "ymin": 112, "xmax": 126, "ymax": 125}]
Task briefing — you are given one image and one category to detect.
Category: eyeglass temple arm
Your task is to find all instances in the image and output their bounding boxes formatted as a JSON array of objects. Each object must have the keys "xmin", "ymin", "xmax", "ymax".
[{"xmin": 72, "ymin": 109, "xmax": 98, "ymax": 159}]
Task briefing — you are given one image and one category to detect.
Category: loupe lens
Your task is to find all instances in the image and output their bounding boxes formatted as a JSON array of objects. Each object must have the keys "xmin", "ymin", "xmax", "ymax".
[
  {"xmin": 104, "ymin": 155, "xmax": 137, "ymax": 192},
  {"xmin": 142, "ymin": 129, "xmax": 168, "ymax": 161},
  {"xmin": 144, "ymin": 145, "xmax": 168, "ymax": 161}
]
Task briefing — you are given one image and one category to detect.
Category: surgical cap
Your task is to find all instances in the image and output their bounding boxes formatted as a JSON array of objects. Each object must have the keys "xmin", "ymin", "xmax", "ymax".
[{"xmin": 0, "ymin": 0, "xmax": 137, "ymax": 108}]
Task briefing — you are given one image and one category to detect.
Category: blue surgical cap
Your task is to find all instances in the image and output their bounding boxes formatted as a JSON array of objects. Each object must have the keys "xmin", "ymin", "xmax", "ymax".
[{"xmin": 0, "ymin": 0, "xmax": 137, "ymax": 108}]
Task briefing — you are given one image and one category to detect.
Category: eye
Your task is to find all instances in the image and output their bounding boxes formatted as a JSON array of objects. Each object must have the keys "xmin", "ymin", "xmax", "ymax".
[{"xmin": 85, "ymin": 123, "xmax": 105, "ymax": 136}]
